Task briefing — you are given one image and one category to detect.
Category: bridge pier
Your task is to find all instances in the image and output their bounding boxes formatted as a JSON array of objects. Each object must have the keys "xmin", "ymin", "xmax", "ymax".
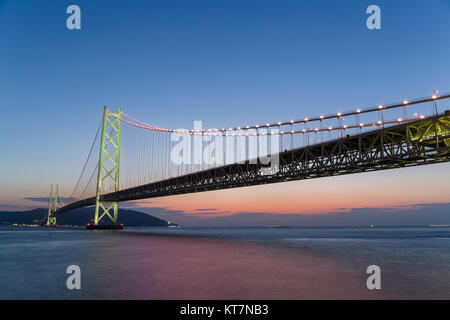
[{"xmin": 86, "ymin": 223, "xmax": 123, "ymax": 230}]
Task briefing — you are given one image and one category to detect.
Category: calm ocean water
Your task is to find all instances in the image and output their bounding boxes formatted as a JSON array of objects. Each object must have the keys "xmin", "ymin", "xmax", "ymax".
[{"xmin": 1, "ymin": 225, "xmax": 450, "ymax": 299}]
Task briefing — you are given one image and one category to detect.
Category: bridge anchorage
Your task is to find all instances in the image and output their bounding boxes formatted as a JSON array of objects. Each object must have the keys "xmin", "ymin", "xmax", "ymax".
[{"xmin": 49, "ymin": 94, "xmax": 450, "ymax": 229}]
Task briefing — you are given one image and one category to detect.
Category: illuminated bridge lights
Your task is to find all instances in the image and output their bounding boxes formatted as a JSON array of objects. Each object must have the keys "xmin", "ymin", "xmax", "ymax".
[
  {"xmin": 115, "ymin": 94, "xmax": 449, "ymax": 134},
  {"xmin": 172, "ymin": 116, "xmax": 434, "ymax": 136},
  {"xmin": 118, "ymin": 115, "xmax": 437, "ymax": 137}
]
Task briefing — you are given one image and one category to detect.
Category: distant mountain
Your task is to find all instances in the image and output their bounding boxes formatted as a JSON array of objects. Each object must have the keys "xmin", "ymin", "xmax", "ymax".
[{"xmin": 0, "ymin": 207, "xmax": 178, "ymax": 227}]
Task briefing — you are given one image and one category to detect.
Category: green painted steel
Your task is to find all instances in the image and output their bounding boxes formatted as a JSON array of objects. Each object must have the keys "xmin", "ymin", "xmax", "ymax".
[
  {"xmin": 408, "ymin": 116, "xmax": 450, "ymax": 148},
  {"xmin": 46, "ymin": 184, "xmax": 58, "ymax": 227},
  {"xmin": 94, "ymin": 106, "xmax": 122, "ymax": 225}
]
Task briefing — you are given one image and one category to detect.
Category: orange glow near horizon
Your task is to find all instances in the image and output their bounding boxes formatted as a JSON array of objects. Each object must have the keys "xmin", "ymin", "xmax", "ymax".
[
  {"xmin": 2, "ymin": 163, "xmax": 449, "ymax": 219},
  {"xmin": 128, "ymin": 164, "xmax": 450, "ymax": 218}
]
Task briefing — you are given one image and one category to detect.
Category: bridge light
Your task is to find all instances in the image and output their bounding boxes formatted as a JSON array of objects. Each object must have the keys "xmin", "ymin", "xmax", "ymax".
[
  {"xmin": 277, "ymin": 122, "xmax": 282, "ymax": 126},
  {"xmin": 290, "ymin": 120, "xmax": 295, "ymax": 124},
  {"xmin": 403, "ymin": 100, "xmax": 408, "ymax": 105},
  {"xmin": 246, "ymin": 126, "xmax": 250, "ymax": 129},
  {"xmin": 266, "ymin": 123, "xmax": 270, "ymax": 127},
  {"xmin": 378, "ymin": 105, "xmax": 384, "ymax": 109},
  {"xmin": 304, "ymin": 118, "xmax": 309, "ymax": 122},
  {"xmin": 302, "ymin": 129, "xmax": 306, "ymax": 133},
  {"xmin": 398, "ymin": 118, "xmax": 403, "ymax": 122},
  {"xmin": 337, "ymin": 112, "xmax": 342, "ymax": 117},
  {"xmin": 328, "ymin": 126, "xmax": 333, "ymax": 130},
  {"xmin": 320, "ymin": 115, "xmax": 324, "ymax": 119},
  {"xmin": 432, "ymin": 95, "xmax": 438, "ymax": 99},
  {"xmin": 377, "ymin": 120, "xmax": 382, "ymax": 125},
  {"xmin": 281, "ymin": 131, "xmax": 285, "ymax": 135},
  {"xmin": 420, "ymin": 115, "xmax": 425, "ymax": 119},
  {"xmin": 291, "ymin": 130, "xmax": 295, "ymax": 134},
  {"xmin": 343, "ymin": 125, "xmax": 348, "ymax": 129},
  {"xmin": 256, "ymin": 125, "xmax": 260, "ymax": 128},
  {"xmin": 315, "ymin": 128, "xmax": 319, "ymax": 131},
  {"xmin": 356, "ymin": 109, "xmax": 361, "ymax": 113},
  {"xmin": 237, "ymin": 127, "xmax": 241, "ymax": 130},
  {"xmin": 360, "ymin": 123, "xmax": 364, "ymax": 127}
]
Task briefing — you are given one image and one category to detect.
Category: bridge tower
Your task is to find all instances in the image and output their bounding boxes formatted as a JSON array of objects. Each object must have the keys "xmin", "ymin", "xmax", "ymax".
[
  {"xmin": 91, "ymin": 106, "xmax": 122, "ymax": 229},
  {"xmin": 46, "ymin": 184, "xmax": 59, "ymax": 227}
]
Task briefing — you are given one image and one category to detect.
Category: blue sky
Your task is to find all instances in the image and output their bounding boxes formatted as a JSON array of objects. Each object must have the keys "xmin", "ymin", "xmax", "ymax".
[{"xmin": 1, "ymin": 0, "xmax": 449, "ymax": 224}]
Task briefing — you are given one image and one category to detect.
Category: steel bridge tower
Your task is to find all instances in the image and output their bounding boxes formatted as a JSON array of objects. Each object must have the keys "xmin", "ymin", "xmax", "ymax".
[
  {"xmin": 46, "ymin": 184, "xmax": 58, "ymax": 227},
  {"xmin": 91, "ymin": 106, "xmax": 122, "ymax": 229}
]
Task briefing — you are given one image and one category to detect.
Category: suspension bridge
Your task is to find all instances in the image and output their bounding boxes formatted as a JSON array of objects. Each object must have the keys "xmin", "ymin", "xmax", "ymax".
[{"xmin": 45, "ymin": 93, "xmax": 450, "ymax": 229}]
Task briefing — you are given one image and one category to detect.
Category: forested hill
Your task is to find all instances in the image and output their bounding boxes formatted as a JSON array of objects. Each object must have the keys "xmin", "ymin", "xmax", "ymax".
[{"xmin": 0, "ymin": 207, "xmax": 177, "ymax": 227}]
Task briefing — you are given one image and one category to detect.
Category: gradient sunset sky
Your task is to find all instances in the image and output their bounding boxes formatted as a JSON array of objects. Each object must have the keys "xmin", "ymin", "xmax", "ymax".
[{"xmin": 1, "ymin": 0, "xmax": 450, "ymax": 224}]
